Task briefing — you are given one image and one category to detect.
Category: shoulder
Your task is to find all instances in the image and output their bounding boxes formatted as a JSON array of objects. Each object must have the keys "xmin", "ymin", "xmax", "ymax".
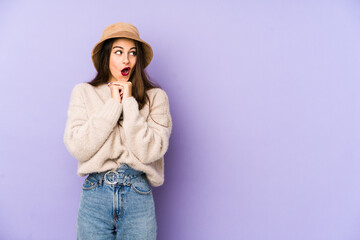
[
  {"xmin": 146, "ymin": 88, "xmax": 169, "ymax": 102},
  {"xmin": 146, "ymin": 88, "xmax": 170, "ymax": 112},
  {"xmin": 70, "ymin": 83, "xmax": 99, "ymax": 97},
  {"xmin": 68, "ymin": 83, "xmax": 99, "ymax": 104},
  {"xmin": 72, "ymin": 83, "xmax": 94, "ymax": 93}
]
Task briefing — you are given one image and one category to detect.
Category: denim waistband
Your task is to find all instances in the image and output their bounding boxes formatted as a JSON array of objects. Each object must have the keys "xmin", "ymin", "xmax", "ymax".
[{"xmin": 89, "ymin": 164, "xmax": 146, "ymax": 186}]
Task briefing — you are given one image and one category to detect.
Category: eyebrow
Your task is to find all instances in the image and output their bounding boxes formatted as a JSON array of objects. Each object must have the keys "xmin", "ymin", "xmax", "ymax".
[{"xmin": 113, "ymin": 46, "xmax": 137, "ymax": 50}]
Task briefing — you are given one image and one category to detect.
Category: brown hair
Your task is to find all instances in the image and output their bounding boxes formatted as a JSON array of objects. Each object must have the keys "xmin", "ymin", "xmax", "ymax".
[{"xmin": 88, "ymin": 38, "xmax": 166, "ymax": 127}]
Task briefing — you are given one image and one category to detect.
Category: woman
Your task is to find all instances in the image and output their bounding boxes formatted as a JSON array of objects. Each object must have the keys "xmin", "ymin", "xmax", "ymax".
[{"xmin": 64, "ymin": 22, "xmax": 172, "ymax": 239}]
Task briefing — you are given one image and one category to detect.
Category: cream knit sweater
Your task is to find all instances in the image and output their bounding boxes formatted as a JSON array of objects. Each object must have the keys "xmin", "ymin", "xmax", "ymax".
[{"xmin": 64, "ymin": 83, "xmax": 172, "ymax": 187}]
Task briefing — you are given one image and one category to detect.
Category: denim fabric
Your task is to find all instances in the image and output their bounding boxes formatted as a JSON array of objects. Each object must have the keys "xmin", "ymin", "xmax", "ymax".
[{"xmin": 77, "ymin": 164, "xmax": 157, "ymax": 240}]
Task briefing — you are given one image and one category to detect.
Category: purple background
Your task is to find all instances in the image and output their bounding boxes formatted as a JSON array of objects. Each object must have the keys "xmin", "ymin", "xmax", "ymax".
[{"xmin": 1, "ymin": 0, "xmax": 360, "ymax": 239}]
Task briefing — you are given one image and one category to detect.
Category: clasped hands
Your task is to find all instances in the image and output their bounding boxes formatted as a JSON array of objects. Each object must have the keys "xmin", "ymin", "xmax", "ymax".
[{"xmin": 108, "ymin": 81, "xmax": 132, "ymax": 103}]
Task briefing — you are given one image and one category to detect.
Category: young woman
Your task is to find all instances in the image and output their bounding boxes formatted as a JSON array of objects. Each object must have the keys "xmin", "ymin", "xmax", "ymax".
[{"xmin": 64, "ymin": 22, "xmax": 172, "ymax": 239}]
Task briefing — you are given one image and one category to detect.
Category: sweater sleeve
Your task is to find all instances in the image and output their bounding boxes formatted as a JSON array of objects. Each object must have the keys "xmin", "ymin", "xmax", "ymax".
[
  {"xmin": 122, "ymin": 89, "xmax": 172, "ymax": 164},
  {"xmin": 63, "ymin": 84, "xmax": 122, "ymax": 162}
]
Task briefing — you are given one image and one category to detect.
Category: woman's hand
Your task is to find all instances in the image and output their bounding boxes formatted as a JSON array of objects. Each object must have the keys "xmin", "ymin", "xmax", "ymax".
[{"xmin": 108, "ymin": 81, "xmax": 133, "ymax": 103}]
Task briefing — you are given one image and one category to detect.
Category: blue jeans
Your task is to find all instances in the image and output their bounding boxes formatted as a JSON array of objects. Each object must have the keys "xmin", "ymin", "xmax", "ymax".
[{"xmin": 77, "ymin": 164, "xmax": 157, "ymax": 240}]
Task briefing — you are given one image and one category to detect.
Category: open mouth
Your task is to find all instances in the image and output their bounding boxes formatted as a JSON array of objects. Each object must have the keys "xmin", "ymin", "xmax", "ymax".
[{"xmin": 121, "ymin": 67, "xmax": 131, "ymax": 76}]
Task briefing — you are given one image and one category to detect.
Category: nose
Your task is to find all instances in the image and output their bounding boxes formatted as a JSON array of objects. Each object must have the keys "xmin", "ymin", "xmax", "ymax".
[{"xmin": 123, "ymin": 54, "xmax": 129, "ymax": 64}]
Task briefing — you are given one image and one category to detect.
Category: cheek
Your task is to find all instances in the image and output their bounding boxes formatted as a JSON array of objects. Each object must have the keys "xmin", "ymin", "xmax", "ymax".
[
  {"xmin": 109, "ymin": 57, "xmax": 119, "ymax": 74},
  {"xmin": 131, "ymin": 58, "xmax": 137, "ymax": 68}
]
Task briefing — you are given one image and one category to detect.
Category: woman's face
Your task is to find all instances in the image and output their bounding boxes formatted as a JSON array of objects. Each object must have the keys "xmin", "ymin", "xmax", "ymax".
[{"xmin": 109, "ymin": 38, "xmax": 137, "ymax": 82}]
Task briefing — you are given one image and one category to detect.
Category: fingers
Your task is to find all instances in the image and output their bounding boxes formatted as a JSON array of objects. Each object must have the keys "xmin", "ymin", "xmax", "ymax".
[
  {"xmin": 108, "ymin": 82, "xmax": 124, "ymax": 92},
  {"xmin": 107, "ymin": 81, "xmax": 132, "ymax": 102},
  {"xmin": 107, "ymin": 82, "xmax": 124, "ymax": 88},
  {"xmin": 107, "ymin": 81, "xmax": 132, "ymax": 87}
]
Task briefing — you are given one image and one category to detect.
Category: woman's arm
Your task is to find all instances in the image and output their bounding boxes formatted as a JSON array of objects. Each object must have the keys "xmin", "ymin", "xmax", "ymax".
[
  {"xmin": 122, "ymin": 89, "xmax": 172, "ymax": 164},
  {"xmin": 64, "ymin": 84, "xmax": 122, "ymax": 162}
]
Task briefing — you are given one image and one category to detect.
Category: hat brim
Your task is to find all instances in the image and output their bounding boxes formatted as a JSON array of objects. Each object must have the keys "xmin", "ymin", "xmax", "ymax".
[{"xmin": 91, "ymin": 31, "xmax": 153, "ymax": 71}]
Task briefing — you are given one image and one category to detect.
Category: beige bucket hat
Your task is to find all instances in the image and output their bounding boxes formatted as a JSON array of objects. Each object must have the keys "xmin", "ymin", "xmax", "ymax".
[{"xmin": 91, "ymin": 22, "xmax": 153, "ymax": 71}]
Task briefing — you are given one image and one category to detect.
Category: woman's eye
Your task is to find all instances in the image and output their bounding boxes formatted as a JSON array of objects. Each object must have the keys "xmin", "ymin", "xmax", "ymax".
[
  {"xmin": 130, "ymin": 51, "xmax": 137, "ymax": 56},
  {"xmin": 115, "ymin": 50, "xmax": 122, "ymax": 55}
]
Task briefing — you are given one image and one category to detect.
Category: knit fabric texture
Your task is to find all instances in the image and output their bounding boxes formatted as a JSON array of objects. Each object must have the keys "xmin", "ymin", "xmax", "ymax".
[{"xmin": 64, "ymin": 83, "xmax": 172, "ymax": 187}]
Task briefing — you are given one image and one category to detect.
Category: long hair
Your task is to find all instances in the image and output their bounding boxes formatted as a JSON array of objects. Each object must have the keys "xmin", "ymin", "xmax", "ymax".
[{"xmin": 88, "ymin": 38, "xmax": 166, "ymax": 126}]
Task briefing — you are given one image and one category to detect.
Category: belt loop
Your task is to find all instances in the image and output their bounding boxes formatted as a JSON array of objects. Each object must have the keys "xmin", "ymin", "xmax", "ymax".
[
  {"xmin": 98, "ymin": 173, "xmax": 103, "ymax": 186},
  {"xmin": 124, "ymin": 175, "xmax": 131, "ymax": 186}
]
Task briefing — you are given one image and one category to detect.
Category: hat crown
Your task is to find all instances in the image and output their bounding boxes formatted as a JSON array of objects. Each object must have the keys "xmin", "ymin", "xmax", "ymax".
[{"xmin": 101, "ymin": 22, "xmax": 139, "ymax": 40}]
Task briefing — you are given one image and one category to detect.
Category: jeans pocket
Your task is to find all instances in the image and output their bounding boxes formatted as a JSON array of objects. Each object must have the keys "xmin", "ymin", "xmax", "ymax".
[
  {"xmin": 82, "ymin": 176, "xmax": 98, "ymax": 190},
  {"xmin": 131, "ymin": 179, "xmax": 152, "ymax": 195}
]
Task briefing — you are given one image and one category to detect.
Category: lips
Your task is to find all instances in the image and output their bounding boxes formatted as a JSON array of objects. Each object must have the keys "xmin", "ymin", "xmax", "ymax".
[{"xmin": 121, "ymin": 67, "xmax": 131, "ymax": 76}]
